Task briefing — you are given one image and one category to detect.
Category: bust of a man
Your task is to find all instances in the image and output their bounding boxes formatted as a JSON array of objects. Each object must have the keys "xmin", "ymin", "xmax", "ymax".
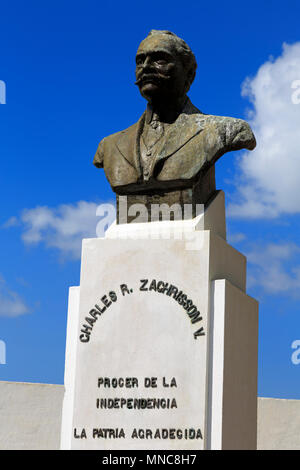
[{"xmin": 94, "ymin": 30, "xmax": 256, "ymax": 222}]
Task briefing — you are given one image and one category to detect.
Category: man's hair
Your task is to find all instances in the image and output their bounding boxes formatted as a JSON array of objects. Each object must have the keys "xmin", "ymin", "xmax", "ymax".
[{"xmin": 146, "ymin": 30, "xmax": 197, "ymax": 91}]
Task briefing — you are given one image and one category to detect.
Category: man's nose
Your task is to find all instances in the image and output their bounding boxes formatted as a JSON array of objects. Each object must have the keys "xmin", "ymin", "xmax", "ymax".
[{"xmin": 143, "ymin": 56, "xmax": 153, "ymax": 68}]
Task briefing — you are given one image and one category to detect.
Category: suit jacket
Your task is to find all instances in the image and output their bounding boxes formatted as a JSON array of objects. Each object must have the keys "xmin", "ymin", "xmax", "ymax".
[{"xmin": 93, "ymin": 98, "xmax": 256, "ymax": 194}]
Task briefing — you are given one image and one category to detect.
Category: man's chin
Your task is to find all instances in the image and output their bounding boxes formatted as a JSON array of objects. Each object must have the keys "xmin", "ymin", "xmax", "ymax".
[{"xmin": 139, "ymin": 83, "xmax": 164, "ymax": 101}]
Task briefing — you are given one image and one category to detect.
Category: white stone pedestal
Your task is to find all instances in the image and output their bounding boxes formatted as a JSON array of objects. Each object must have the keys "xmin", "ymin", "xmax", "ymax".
[{"xmin": 61, "ymin": 191, "xmax": 258, "ymax": 450}]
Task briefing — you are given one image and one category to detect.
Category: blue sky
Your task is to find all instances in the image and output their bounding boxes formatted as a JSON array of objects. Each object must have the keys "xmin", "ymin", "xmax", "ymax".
[{"xmin": 0, "ymin": 0, "xmax": 300, "ymax": 398}]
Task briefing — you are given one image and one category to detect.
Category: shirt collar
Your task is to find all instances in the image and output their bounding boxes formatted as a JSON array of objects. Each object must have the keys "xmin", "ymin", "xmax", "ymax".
[
  {"xmin": 145, "ymin": 104, "xmax": 154, "ymax": 124},
  {"xmin": 145, "ymin": 97, "xmax": 190, "ymax": 125}
]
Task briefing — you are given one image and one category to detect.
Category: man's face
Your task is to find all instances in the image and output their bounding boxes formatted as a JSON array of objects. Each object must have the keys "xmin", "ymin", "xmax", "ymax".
[{"xmin": 135, "ymin": 35, "xmax": 187, "ymax": 103}]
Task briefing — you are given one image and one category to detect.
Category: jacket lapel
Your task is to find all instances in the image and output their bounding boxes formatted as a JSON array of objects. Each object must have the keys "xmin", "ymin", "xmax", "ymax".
[
  {"xmin": 114, "ymin": 99, "xmax": 207, "ymax": 180},
  {"xmin": 115, "ymin": 115, "xmax": 145, "ymax": 178},
  {"xmin": 151, "ymin": 107, "xmax": 206, "ymax": 169}
]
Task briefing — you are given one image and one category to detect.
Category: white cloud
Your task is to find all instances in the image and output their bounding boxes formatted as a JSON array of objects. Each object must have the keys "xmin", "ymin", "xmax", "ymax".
[
  {"xmin": 227, "ymin": 232, "xmax": 246, "ymax": 245},
  {"xmin": 20, "ymin": 201, "xmax": 99, "ymax": 259},
  {"xmin": 228, "ymin": 42, "xmax": 300, "ymax": 219},
  {"xmin": 246, "ymin": 242, "xmax": 300, "ymax": 295},
  {"xmin": 0, "ymin": 275, "xmax": 29, "ymax": 318},
  {"xmin": 2, "ymin": 216, "xmax": 19, "ymax": 228},
  {"xmin": 17, "ymin": 200, "xmax": 115, "ymax": 260}
]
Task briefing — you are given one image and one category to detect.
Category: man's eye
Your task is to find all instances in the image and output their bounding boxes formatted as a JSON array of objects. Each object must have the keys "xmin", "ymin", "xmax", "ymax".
[{"xmin": 136, "ymin": 57, "xmax": 144, "ymax": 65}]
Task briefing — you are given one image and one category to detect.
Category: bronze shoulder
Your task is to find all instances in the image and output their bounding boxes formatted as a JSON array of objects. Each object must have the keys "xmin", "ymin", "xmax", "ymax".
[{"xmin": 93, "ymin": 121, "xmax": 140, "ymax": 169}]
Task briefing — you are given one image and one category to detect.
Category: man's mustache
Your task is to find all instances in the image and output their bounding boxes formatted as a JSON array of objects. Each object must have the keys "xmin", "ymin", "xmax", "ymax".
[{"xmin": 135, "ymin": 72, "xmax": 171, "ymax": 86}]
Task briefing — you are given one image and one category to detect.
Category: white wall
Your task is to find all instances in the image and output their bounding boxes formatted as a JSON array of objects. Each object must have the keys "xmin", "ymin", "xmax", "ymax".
[
  {"xmin": 257, "ymin": 397, "xmax": 300, "ymax": 450},
  {"xmin": 0, "ymin": 381, "xmax": 63, "ymax": 450},
  {"xmin": 0, "ymin": 381, "xmax": 299, "ymax": 450}
]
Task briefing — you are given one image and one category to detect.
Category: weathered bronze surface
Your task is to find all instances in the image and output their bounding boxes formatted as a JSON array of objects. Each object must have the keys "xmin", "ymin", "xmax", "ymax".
[{"xmin": 93, "ymin": 30, "xmax": 256, "ymax": 223}]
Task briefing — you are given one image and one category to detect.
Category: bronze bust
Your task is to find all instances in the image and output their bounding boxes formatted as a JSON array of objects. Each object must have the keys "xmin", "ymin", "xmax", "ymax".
[{"xmin": 93, "ymin": 30, "xmax": 256, "ymax": 223}]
